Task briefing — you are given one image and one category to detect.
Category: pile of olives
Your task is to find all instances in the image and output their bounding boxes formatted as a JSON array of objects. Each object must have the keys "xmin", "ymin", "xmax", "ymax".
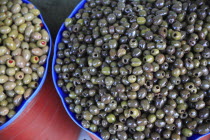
[
  {"xmin": 55, "ymin": 0, "xmax": 210, "ymax": 139},
  {"xmin": 0, "ymin": 0, "xmax": 49, "ymax": 125}
]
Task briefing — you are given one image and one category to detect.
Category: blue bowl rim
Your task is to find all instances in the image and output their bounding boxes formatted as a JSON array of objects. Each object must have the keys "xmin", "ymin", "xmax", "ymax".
[
  {"xmin": 52, "ymin": 0, "xmax": 210, "ymax": 140},
  {"xmin": 0, "ymin": 0, "xmax": 52, "ymax": 131}
]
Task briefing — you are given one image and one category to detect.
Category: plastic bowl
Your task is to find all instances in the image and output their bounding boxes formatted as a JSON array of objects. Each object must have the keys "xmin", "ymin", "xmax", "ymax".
[
  {"xmin": 0, "ymin": 0, "xmax": 52, "ymax": 131},
  {"xmin": 52, "ymin": 0, "xmax": 210, "ymax": 140}
]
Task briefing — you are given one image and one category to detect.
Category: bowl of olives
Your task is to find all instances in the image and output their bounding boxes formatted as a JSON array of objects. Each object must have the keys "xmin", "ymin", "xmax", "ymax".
[
  {"xmin": 53, "ymin": 0, "xmax": 210, "ymax": 139},
  {"xmin": 0, "ymin": 0, "xmax": 52, "ymax": 130}
]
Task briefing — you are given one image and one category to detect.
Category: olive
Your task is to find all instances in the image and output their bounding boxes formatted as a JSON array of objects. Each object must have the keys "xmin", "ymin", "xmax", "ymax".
[
  {"xmin": 137, "ymin": 17, "xmax": 146, "ymax": 25},
  {"xmin": 0, "ymin": 107, "xmax": 9, "ymax": 116}
]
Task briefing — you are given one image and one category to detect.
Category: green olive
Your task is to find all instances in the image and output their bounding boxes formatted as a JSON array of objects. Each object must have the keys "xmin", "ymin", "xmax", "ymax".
[
  {"xmin": 30, "ymin": 56, "xmax": 39, "ymax": 64},
  {"xmin": 0, "ymin": 46, "xmax": 7, "ymax": 56},
  {"xmin": 8, "ymin": 30, "xmax": 18, "ymax": 39},
  {"xmin": 29, "ymin": 9, "xmax": 40, "ymax": 16},
  {"xmin": 6, "ymin": 59, "xmax": 15, "ymax": 67},
  {"xmin": 37, "ymin": 39, "xmax": 47, "ymax": 47},
  {"xmin": 137, "ymin": 17, "xmax": 146, "ymax": 25},
  {"xmin": 131, "ymin": 58, "xmax": 142, "ymax": 67},
  {"xmin": 0, "ymin": 107, "xmax": 9, "ymax": 116},
  {"xmin": 25, "ymin": 25, "xmax": 34, "ymax": 37},
  {"xmin": 11, "ymin": 4, "xmax": 21, "ymax": 14},
  {"xmin": 0, "ymin": 26, "xmax": 11, "ymax": 34},
  {"xmin": 14, "ymin": 85, "xmax": 25, "ymax": 95},
  {"xmin": 151, "ymin": 49, "xmax": 160, "ymax": 56},
  {"xmin": 28, "ymin": 81, "xmax": 38, "ymax": 89},
  {"xmin": 14, "ymin": 17, "xmax": 25, "ymax": 26},
  {"xmin": 102, "ymin": 67, "xmax": 111, "ymax": 75},
  {"xmin": 143, "ymin": 55, "xmax": 154, "ymax": 63},
  {"xmin": 0, "ymin": 75, "xmax": 8, "ymax": 84},
  {"xmin": 3, "ymin": 37, "xmax": 16, "ymax": 50},
  {"xmin": 19, "ymin": 23, "xmax": 27, "ymax": 33},
  {"xmin": 24, "ymin": 13, "xmax": 34, "ymax": 21},
  {"xmin": 171, "ymin": 31, "xmax": 182, "ymax": 40},
  {"xmin": 147, "ymin": 114, "xmax": 156, "ymax": 123},
  {"xmin": 32, "ymin": 47, "xmax": 43, "ymax": 56},
  {"xmin": 182, "ymin": 128, "xmax": 193, "ymax": 137},
  {"xmin": 37, "ymin": 66, "xmax": 44, "ymax": 77},
  {"xmin": 65, "ymin": 18, "xmax": 73, "ymax": 27}
]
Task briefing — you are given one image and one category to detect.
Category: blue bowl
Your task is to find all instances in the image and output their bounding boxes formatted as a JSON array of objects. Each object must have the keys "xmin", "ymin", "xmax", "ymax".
[
  {"xmin": 0, "ymin": 0, "xmax": 52, "ymax": 131},
  {"xmin": 52, "ymin": 0, "xmax": 210, "ymax": 139}
]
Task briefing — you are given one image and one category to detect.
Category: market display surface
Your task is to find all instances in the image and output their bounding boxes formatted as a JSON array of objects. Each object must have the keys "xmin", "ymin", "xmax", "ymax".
[
  {"xmin": 0, "ymin": 0, "xmax": 51, "ymax": 129},
  {"xmin": 53, "ymin": 0, "xmax": 210, "ymax": 139}
]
